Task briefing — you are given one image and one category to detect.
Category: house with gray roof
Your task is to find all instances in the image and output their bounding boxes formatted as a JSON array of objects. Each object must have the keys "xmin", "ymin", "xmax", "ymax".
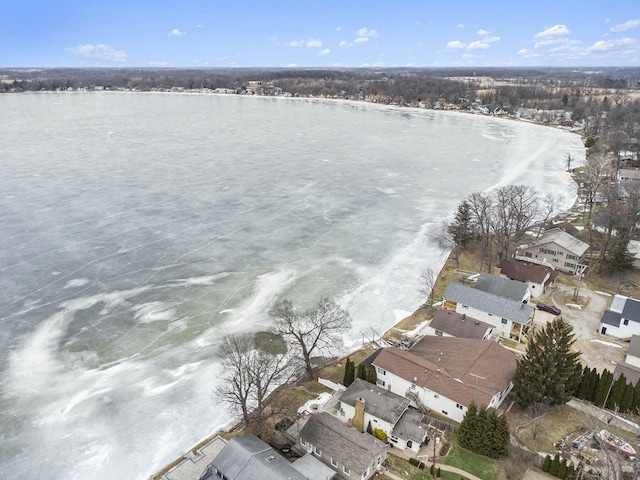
[
  {"xmin": 514, "ymin": 227, "xmax": 589, "ymax": 274},
  {"xmin": 599, "ymin": 295, "xmax": 640, "ymax": 339},
  {"xmin": 474, "ymin": 273, "xmax": 531, "ymax": 303},
  {"xmin": 286, "ymin": 412, "xmax": 387, "ymax": 480},
  {"xmin": 205, "ymin": 433, "xmax": 333, "ymax": 480},
  {"xmin": 423, "ymin": 309, "xmax": 493, "ymax": 340},
  {"xmin": 331, "ymin": 378, "xmax": 428, "ymax": 452},
  {"xmin": 372, "ymin": 336, "xmax": 517, "ymax": 423},
  {"xmin": 498, "ymin": 260, "xmax": 558, "ymax": 298},
  {"xmin": 614, "ymin": 335, "xmax": 640, "ymax": 386},
  {"xmin": 443, "ymin": 282, "xmax": 534, "ymax": 342}
]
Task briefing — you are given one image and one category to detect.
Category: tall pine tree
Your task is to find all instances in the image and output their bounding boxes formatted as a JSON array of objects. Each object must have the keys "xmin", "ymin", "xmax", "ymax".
[
  {"xmin": 513, "ymin": 318, "xmax": 582, "ymax": 407},
  {"xmin": 342, "ymin": 357, "xmax": 355, "ymax": 387},
  {"xmin": 594, "ymin": 369, "xmax": 614, "ymax": 407},
  {"xmin": 607, "ymin": 373, "xmax": 627, "ymax": 410},
  {"xmin": 459, "ymin": 402, "xmax": 478, "ymax": 450}
]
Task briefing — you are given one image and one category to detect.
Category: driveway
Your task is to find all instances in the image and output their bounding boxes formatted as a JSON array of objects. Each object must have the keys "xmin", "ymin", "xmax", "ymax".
[{"xmin": 544, "ymin": 282, "xmax": 626, "ymax": 373}]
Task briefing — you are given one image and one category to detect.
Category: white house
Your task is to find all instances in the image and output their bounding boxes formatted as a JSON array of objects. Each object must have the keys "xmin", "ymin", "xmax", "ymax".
[
  {"xmin": 514, "ymin": 228, "xmax": 589, "ymax": 274},
  {"xmin": 498, "ymin": 260, "xmax": 558, "ymax": 298},
  {"xmin": 332, "ymin": 378, "xmax": 429, "ymax": 453},
  {"xmin": 599, "ymin": 295, "xmax": 640, "ymax": 339},
  {"xmin": 474, "ymin": 272, "xmax": 531, "ymax": 303},
  {"xmin": 423, "ymin": 309, "xmax": 493, "ymax": 340},
  {"xmin": 372, "ymin": 336, "xmax": 517, "ymax": 423},
  {"xmin": 614, "ymin": 335, "xmax": 640, "ymax": 386},
  {"xmin": 442, "ymin": 282, "xmax": 534, "ymax": 342}
]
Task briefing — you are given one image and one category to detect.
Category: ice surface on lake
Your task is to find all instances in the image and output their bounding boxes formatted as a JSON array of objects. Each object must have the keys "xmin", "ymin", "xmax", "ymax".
[{"xmin": 0, "ymin": 93, "xmax": 584, "ymax": 479}]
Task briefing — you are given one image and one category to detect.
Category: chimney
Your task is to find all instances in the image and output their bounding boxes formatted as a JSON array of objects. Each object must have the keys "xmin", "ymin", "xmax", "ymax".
[
  {"xmin": 352, "ymin": 398, "xmax": 366, "ymax": 433},
  {"xmin": 462, "ymin": 314, "xmax": 466, "ymax": 322},
  {"xmin": 493, "ymin": 266, "xmax": 502, "ymax": 276}
]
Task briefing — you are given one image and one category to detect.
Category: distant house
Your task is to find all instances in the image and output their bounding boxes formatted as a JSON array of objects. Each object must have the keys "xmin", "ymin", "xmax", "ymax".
[
  {"xmin": 614, "ymin": 335, "xmax": 640, "ymax": 386},
  {"xmin": 205, "ymin": 433, "xmax": 334, "ymax": 480},
  {"xmin": 626, "ymin": 240, "xmax": 640, "ymax": 269},
  {"xmin": 514, "ymin": 228, "xmax": 589, "ymax": 274},
  {"xmin": 331, "ymin": 378, "xmax": 429, "ymax": 452},
  {"xmin": 498, "ymin": 260, "xmax": 558, "ymax": 298},
  {"xmin": 372, "ymin": 336, "xmax": 517, "ymax": 423},
  {"xmin": 424, "ymin": 309, "xmax": 493, "ymax": 339},
  {"xmin": 442, "ymin": 282, "xmax": 534, "ymax": 342},
  {"xmin": 474, "ymin": 272, "xmax": 531, "ymax": 303},
  {"xmin": 599, "ymin": 295, "xmax": 640, "ymax": 339},
  {"xmin": 286, "ymin": 412, "xmax": 387, "ymax": 480},
  {"xmin": 618, "ymin": 167, "xmax": 640, "ymax": 182}
]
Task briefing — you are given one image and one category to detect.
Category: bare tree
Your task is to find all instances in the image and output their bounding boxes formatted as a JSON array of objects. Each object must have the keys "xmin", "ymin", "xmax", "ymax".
[
  {"xmin": 576, "ymin": 152, "xmax": 613, "ymax": 226},
  {"xmin": 566, "ymin": 153, "xmax": 574, "ymax": 172},
  {"xmin": 214, "ymin": 333, "xmax": 299, "ymax": 436},
  {"xmin": 418, "ymin": 267, "xmax": 437, "ymax": 308},
  {"xmin": 467, "ymin": 191, "xmax": 494, "ymax": 271},
  {"xmin": 269, "ymin": 297, "xmax": 351, "ymax": 380},
  {"xmin": 538, "ymin": 192, "xmax": 565, "ymax": 236}
]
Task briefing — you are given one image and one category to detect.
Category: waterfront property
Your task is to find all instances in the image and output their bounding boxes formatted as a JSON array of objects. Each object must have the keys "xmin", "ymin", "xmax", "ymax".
[
  {"xmin": 498, "ymin": 259, "xmax": 558, "ymax": 298},
  {"xmin": 514, "ymin": 227, "xmax": 589, "ymax": 274},
  {"xmin": 372, "ymin": 336, "xmax": 517, "ymax": 423},
  {"xmin": 423, "ymin": 309, "xmax": 493, "ymax": 340}
]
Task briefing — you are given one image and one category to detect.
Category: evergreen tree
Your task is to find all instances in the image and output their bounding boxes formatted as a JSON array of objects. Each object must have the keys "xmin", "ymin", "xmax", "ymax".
[
  {"xmin": 356, "ymin": 363, "xmax": 366, "ymax": 380},
  {"xmin": 513, "ymin": 318, "xmax": 582, "ymax": 407},
  {"xmin": 542, "ymin": 455, "xmax": 552, "ymax": 472},
  {"xmin": 566, "ymin": 464, "xmax": 576, "ymax": 480},
  {"xmin": 621, "ymin": 381, "xmax": 635, "ymax": 412},
  {"xmin": 607, "ymin": 373, "xmax": 627, "ymax": 410},
  {"xmin": 587, "ymin": 368, "xmax": 600, "ymax": 401},
  {"xmin": 577, "ymin": 367, "xmax": 592, "ymax": 400},
  {"xmin": 448, "ymin": 200, "xmax": 474, "ymax": 249},
  {"xmin": 594, "ymin": 369, "xmax": 614, "ymax": 407},
  {"xmin": 366, "ymin": 420, "xmax": 373, "ymax": 435},
  {"xmin": 549, "ymin": 453, "xmax": 560, "ymax": 476},
  {"xmin": 458, "ymin": 402, "xmax": 477, "ymax": 449},
  {"xmin": 366, "ymin": 367, "xmax": 377, "ymax": 385},
  {"xmin": 557, "ymin": 458, "xmax": 567, "ymax": 479},
  {"xmin": 633, "ymin": 379, "xmax": 640, "ymax": 412},
  {"xmin": 342, "ymin": 357, "xmax": 355, "ymax": 387},
  {"xmin": 473, "ymin": 405, "xmax": 489, "ymax": 455},
  {"xmin": 604, "ymin": 226, "xmax": 635, "ymax": 273}
]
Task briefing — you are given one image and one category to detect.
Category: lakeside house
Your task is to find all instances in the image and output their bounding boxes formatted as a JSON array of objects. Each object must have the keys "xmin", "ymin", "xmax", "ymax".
[
  {"xmin": 442, "ymin": 282, "xmax": 534, "ymax": 342},
  {"xmin": 514, "ymin": 228, "xmax": 589, "ymax": 275},
  {"xmin": 329, "ymin": 378, "xmax": 430, "ymax": 452},
  {"xmin": 498, "ymin": 260, "xmax": 558, "ymax": 298},
  {"xmin": 599, "ymin": 294, "xmax": 640, "ymax": 339},
  {"xmin": 474, "ymin": 272, "xmax": 531, "ymax": 303},
  {"xmin": 371, "ymin": 336, "xmax": 517, "ymax": 423},
  {"xmin": 423, "ymin": 309, "xmax": 493, "ymax": 339},
  {"xmin": 286, "ymin": 412, "xmax": 387, "ymax": 480}
]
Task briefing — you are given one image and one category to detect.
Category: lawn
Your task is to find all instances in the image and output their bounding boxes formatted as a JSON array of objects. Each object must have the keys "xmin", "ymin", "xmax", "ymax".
[
  {"xmin": 442, "ymin": 438, "xmax": 498, "ymax": 480},
  {"xmin": 386, "ymin": 454, "xmax": 469, "ymax": 480}
]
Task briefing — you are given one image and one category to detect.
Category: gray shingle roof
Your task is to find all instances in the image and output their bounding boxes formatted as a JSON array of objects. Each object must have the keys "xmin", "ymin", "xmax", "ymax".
[
  {"xmin": 443, "ymin": 282, "xmax": 534, "ymax": 324},
  {"xmin": 429, "ymin": 309, "xmax": 491, "ymax": 339},
  {"xmin": 529, "ymin": 228, "xmax": 589, "ymax": 257},
  {"xmin": 628, "ymin": 335, "xmax": 640, "ymax": 359},
  {"xmin": 391, "ymin": 409, "xmax": 430, "ymax": 444},
  {"xmin": 210, "ymin": 434, "xmax": 308, "ymax": 480},
  {"xmin": 295, "ymin": 412, "xmax": 386, "ymax": 476},
  {"xmin": 291, "ymin": 453, "xmax": 336, "ymax": 480},
  {"xmin": 338, "ymin": 378, "xmax": 410, "ymax": 425},
  {"xmin": 601, "ymin": 310, "xmax": 622, "ymax": 327},
  {"xmin": 475, "ymin": 273, "xmax": 529, "ymax": 302},
  {"xmin": 622, "ymin": 297, "xmax": 640, "ymax": 321}
]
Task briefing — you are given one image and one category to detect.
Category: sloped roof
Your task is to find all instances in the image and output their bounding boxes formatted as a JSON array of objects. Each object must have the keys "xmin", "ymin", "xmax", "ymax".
[
  {"xmin": 338, "ymin": 378, "xmax": 410, "ymax": 426},
  {"xmin": 601, "ymin": 310, "xmax": 622, "ymax": 327},
  {"xmin": 622, "ymin": 296, "xmax": 640, "ymax": 321},
  {"xmin": 443, "ymin": 282, "xmax": 534, "ymax": 324},
  {"xmin": 211, "ymin": 434, "xmax": 308, "ymax": 480},
  {"xmin": 391, "ymin": 409, "xmax": 429, "ymax": 443},
  {"xmin": 614, "ymin": 362, "xmax": 640, "ymax": 386},
  {"xmin": 291, "ymin": 453, "xmax": 336, "ymax": 480},
  {"xmin": 475, "ymin": 273, "xmax": 529, "ymax": 302},
  {"xmin": 529, "ymin": 228, "xmax": 589, "ymax": 257},
  {"xmin": 499, "ymin": 259, "xmax": 558, "ymax": 286},
  {"xmin": 603, "ymin": 295, "xmax": 640, "ymax": 326},
  {"xmin": 628, "ymin": 335, "xmax": 640, "ymax": 359},
  {"xmin": 372, "ymin": 337, "xmax": 517, "ymax": 407},
  {"xmin": 295, "ymin": 412, "xmax": 386, "ymax": 476},
  {"xmin": 429, "ymin": 309, "xmax": 492, "ymax": 339}
]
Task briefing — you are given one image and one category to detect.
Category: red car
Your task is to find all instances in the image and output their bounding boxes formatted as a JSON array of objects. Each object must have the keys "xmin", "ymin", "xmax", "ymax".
[{"xmin": 536, "ymin": 303, "xmax": 561, "ymax": 315}]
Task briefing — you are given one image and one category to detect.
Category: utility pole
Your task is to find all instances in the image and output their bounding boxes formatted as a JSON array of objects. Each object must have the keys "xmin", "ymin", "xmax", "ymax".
[{"xmin": 573, "ymin": 264, "xmax": 587, "ymax": 303}]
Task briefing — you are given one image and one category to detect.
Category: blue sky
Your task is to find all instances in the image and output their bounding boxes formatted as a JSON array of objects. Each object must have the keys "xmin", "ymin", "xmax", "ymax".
[{"xmin": 2, "ymin": 1, "xmax": 640, "ymax": 68}]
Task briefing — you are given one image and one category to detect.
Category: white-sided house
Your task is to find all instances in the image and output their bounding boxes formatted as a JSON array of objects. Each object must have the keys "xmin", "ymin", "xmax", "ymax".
[
  {"xmin": 442, "ymin": 282, "xmax": 534, "ymax": 342},
  {"xmin": 332, "ymin": 378, "xmax": 429, "ymax": 453},
  {"xmin": 474, "ymin": 272, "xmax": 531, "ymax": 303},
  {"xmin": 498, "ymin": 260, "xmax": 558, "ymax": 298},
  {"xmin": 372, "ymin": 336, "xmax": 517, "ymax": 423},
  {"xmin": 423, "ymin": 309, "xmax": 493, "ymax": 340},
  {"xmin": 614, "ymin": 335, "xmax": 640, "ymax": 386},
  {"xmin": 514, "ymin": 228, "xmax": 589, "ymax": 274},
  {"xmin": 599, "ymin": 295, "xmax": 640, "ymax": 339}
]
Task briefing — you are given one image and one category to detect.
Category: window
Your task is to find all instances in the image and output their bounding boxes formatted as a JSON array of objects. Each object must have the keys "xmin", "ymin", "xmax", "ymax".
[
  {"xmin": 565, "ymin": 262, "xmax": 575, "ymax": 269},
  {"xmin": 461, "ymin": 304, "xmax": 469, "ymax": 309},
  {"xmin": 378, "ymin": 367, "xmax": 386, "ymax": 375},
  {"xmin": 434, "ymin": 393, "xmax": 439, "ymax": 398},
  {"xmin": 343, "ymin": 465, "xmax": 350, "ymax": 476},
  {"xmin": 624, "ymin": 319, "xmax": 629, "ymax": 326},
  {"xmin": 488, "ymin": 313, "xmax": 493, "ymax": 317},
  {"xmin": 377, "ymin": 455, "xmax": 382, "ymax": 465},
  {"xmin": 314, "ymin": 446, "xmax": 321, "ymax": 456},
  {"xmin": 300, "ymin": 438, "xmax": 306, "ymax": 446},
  {"xmin": 501, "ymin": 318, "xmax": 508, "ymax": 324},
  {"xmin": 442, "ymin": 410, "xmax": 448, "ymax": 415},
  {"xmin": 331, "ymin": 458, "xmax": 338, "ymax": 467},
  {"xmin": 567, "ymin": 254, "xmax": 577, "ymax": 260},
  {"xmin": 377, "ymin": 380, "xmax": 385, "ymax": 387},
  {"xmin": 525, "ymin": 252, "xmax": 532, "ymax": 258},
  {"xmin": 456, "ymin": 403, "xmax": 464, "ymax": 409},
  {"xmin": 435, "ymin": 329, "xmax": 443, "ymax": 336},
  {"xmin": 553, "ymin": 258, "xmax": 559, "ymax": 263},
  {"xmin": 361, "ymin": 469, "xmax": 369, "ymax": 479}
]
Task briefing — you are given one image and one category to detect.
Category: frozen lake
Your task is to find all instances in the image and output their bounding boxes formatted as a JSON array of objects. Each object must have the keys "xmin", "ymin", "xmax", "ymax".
[{"xmin": 0, "ymin": 92, "xmax": 584, "ymax": 479}]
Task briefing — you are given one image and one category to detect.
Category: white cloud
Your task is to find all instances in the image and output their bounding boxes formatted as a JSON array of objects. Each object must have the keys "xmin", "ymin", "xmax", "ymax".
[
  {"xmin": 611, "ymin": 19, "xmax": 640, "ymax": 32},
  {"xmin": 477, "ymin": 29, "xmax": 490, "ymax": 36},
  {"xmin": 534, "ymin": 38, "xmax": 567, "ymax": 48},
  {"xmin": 306, "ymin": 38, "xmax": 323, "ymax": 47},
  {"xmin": 354, "ymin": 37, "xmax": 369, "ymax": 43},
  {"xmin": 467, "ymin": 41, "xmax": 489, "ymax": 50},
  {"xmin": 534, "ymin": 24, "xmax": 570, "ymax": 38},
  {"xmin": 286, "ymin": 63, "xmax": 297, "ymax": 67},
  {"xmin": 356, "ymin": 27, "xmax": 378, "ymax": 38},
  {"xmin": 169, "ymin": 28, "xmax": 187, "ymax": 36},
  {"xmin": 289, "ymin": 40, "xmax": 304, "ymax": 47},
  {"xmin": 446, "ymin": 40, "xmax": 465, "ymax": 49},
  {"xmin": 457, "ymin": 23, "xmax": 464, "ymax": 29},
  {"xmin": 339, "ymin": 40, "xmax": 352, "ymax": 48},
  {"xmin": 318, "ymin": 48, "xmax": 331, "ymax": 56},
  {"xmin": 483, "ymin": 36, "xmax": 501, "ymax": 43},
  {"xmin": 67, "ymin": 44, "xmax": 127, "ymax": 62},
  {"xmin": 517, "ymin": 49, "xmax": 531, "ymax": 55},
  {"xmin": 588, "ymin": 38, "xmax": 637, "ymax": 52},
  {"xmin": 148, "ymin": 61, "xmax": 167, "ymax": 66}
]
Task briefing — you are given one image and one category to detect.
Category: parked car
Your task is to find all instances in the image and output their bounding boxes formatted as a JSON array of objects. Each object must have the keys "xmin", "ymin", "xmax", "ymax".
[{"xmin": 536, "ymin": 303, "xmax": 561, "ymax": 315}]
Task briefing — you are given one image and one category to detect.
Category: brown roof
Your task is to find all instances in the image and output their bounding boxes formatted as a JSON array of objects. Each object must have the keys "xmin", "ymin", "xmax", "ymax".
[
  {"xmin": 429, "ymin": 309, "xmax": 492, "ymax": 339},
  {"xmin": 499, "ymin": 259, "xmax": 558, "ymax": 286},
  {"xmin": 373, "ymin": 337, "xmax": 517, "ymax": 407}
]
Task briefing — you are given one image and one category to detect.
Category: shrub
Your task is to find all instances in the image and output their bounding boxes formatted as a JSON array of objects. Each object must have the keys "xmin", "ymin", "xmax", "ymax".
[{"xmin": 373, "ymin": 428, "xmax": 387, "ymax": 443}]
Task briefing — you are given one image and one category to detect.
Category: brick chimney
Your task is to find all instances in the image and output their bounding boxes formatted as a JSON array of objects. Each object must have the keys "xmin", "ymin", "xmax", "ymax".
[
  {"xmin": 493, "ymin": 266, "xmax": 502, "ymax": 276},
  {"xmin": 352, "ymin": 398, "xmax": 366, "ymax": 433}
]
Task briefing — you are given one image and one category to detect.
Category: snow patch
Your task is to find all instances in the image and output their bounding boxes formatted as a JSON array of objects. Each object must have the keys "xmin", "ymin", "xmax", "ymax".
[{"xmin": 591, "ymin": 339, "xmax": 623, "ymax": 349}]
